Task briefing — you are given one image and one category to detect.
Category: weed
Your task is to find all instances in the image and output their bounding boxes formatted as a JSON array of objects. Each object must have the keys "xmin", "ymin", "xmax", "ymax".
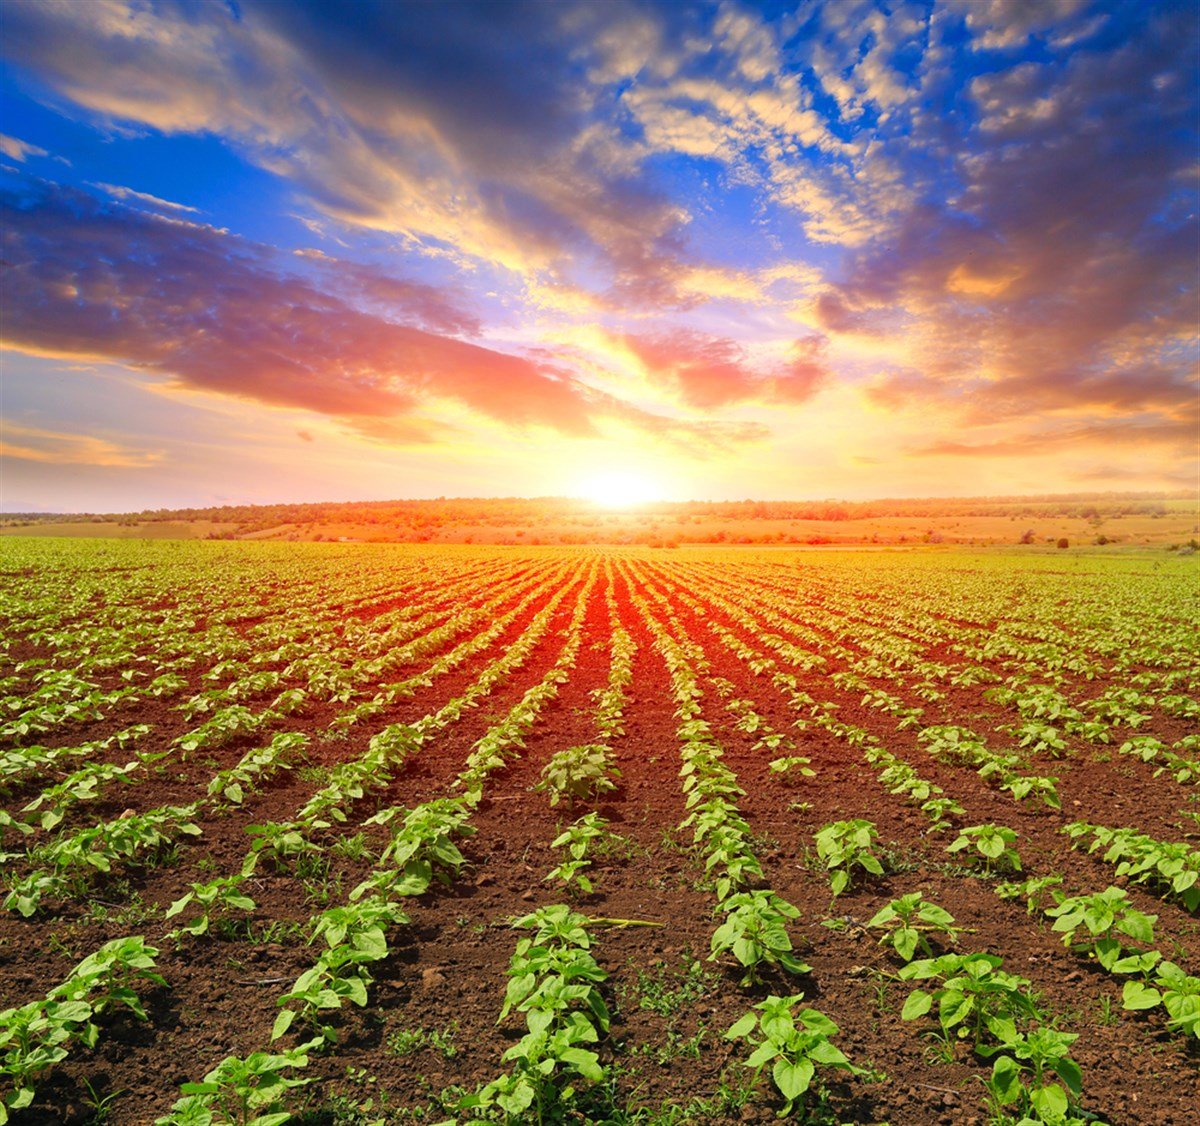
[
  {"xmin": 626, "ymin": 954, "xmax": 716, "ymax": 1019},
  {"xmin": 332, "ymin": 832, "xmax": 373, "ymax": 863},
  {"xmin": 387, "ymin": 1022, "xmax": 459, "ymax": 1059}
]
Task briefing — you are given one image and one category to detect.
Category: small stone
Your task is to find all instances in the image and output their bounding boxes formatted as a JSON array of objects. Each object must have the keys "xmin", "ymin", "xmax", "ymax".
[{"xmin": 520, "ymin": 889, "xmax": 536, "ymax": 901}]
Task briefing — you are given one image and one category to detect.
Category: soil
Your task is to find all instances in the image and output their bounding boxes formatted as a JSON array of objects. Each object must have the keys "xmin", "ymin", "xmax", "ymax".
[{"xmin": 0, "ymin": 542, "xmax": 1196, "ymax": 1125}]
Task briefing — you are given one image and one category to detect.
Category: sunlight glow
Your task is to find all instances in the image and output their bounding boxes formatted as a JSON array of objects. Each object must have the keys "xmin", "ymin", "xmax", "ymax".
[{"xmin": 576, "ymin": 469, "xmax": 662, "ymax": 508}]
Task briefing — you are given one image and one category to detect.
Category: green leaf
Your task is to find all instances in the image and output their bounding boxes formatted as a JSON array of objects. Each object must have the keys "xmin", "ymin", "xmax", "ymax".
[
  {"xmin": 772, "ymin": 1057, "xmax": 814, "ymax": 1101},
  {"xmin": 778, "ymin": 952, "xmax": 811, "ymax": 976},
  {"xmin": 352, "ymin": 927, "xmax": 388, "ymax": 962},
  {"xmin": 1122, "ymin": 981, "xmax": 1162, "ymax": 1011},
  {"xmin": 1052, "ymin": 1056, "xmax": 1083, "ymax": 1097},
  {"xmin": 1030, "ymin": 1082, "xmax": 1069, "ymax": 1119},
  {"xmin": 1119, "ymin": 911, "xmax": 1156, "ymax": 945},
  {"xmin": 560, "ymin": 1047, "xmax": 603, "ymax": 1082},
  {"xmin": 901, "ymin": 990, "xmax": 932, "ymax": 1020},
  {"xmin": 726, "ymin": 1012, "xmax": 757, "ymax": 1040},
  {"xmin": 979, "ymin": 835, "xmax": 1004, "ymax": 859},
  {"xmin": 896, "ymin": 926, "xmax": 919, "ymax": 962},
  {"xmin": 746, "ymin": 1042, "xmax": 777, "ymax": 1070},
  {"xmin": 271, "ymin": 1009, "xmax": 296, "ymax": 1041},
  {"xmin": 989, "ymin": 1056, "xmax": 1022, "ymax": 1105},
  {"xmin": 866, "ymin": 904, "xmax": 895, "ymax": 927}
]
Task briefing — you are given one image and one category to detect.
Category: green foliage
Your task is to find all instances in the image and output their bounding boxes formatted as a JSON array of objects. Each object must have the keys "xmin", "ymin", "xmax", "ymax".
[
  {"xmin": 899, "ymin": 952, "xmax": 1040, "ymax": 1050},
  {"xmin": 272, "ymin": 896, "xmax": 410, "ymax": 1047},
  {"xmin": 710, "ymin": 890, "xmax": 810, "ymax": 986},
  {"xmin": 995, "ymin": 874, "xmax": 1063, "ymax": 915},
  {"xmin": 725, "ymin": 993, "xmax": 865, "ymax": 1117},
  {"xmin": 207, "ymin": 732, "xmax": 308, "ymax": 806},
  {"xmin": 21, "ymin": 759, "xmax": 141, "ymax": 830},
  {"xmin": 630, "ymin": 955, "xmax": 715, "ymax": 1018},
  {"xmin": 4, "ymin": 804, "xmax": 201, "ymax": 916},
  {"xmin": 546, "ymin": 812, "xmax": 609, "ymax": 895},
  {"xmin": 353, "ymin": 797, "xmax": 474, "ymax": 900},
  {"xmin": 462, "ymin": 905, "xmax": 609, "ymax": 1119},
  {"xmin": 918, "ymin": 725, "xmax": 1059, "ymax": 809},
  {"xmin": 866, "ymin": 892, "xmax": 961, "ymax": 962},
  {"xmin": 156, "ymin": 1041, "xmax": 318, "ymax": 1126},
  {"xmin": 947, "ymin": 824, "xmax": 1022, "ymax": 875},
  {"xmin": 537, "ymin": 744, "xmax": 620, "ymax": 807},
  {"xmin": 1064, "ymin": 822, "xmax": 1200, "ymax": 911},
  {"xmin": 767, "ymin": 755, "xmax": 815, "ymax": 781},
  {"xmin": 165, "ymin": 875, "xmax": 257, "ymax": 940},
  {"xmin": 814, "ymin": 819, "xmax": 884, "ymax": 896},
  {"xmin": 1044, "ymin": 886, "xmax": 1158, "ymax": 973},
  {"xmin": 983, "ymin": 1024, "xmax": 1086, "ymax": 1125},
  {"xmin": 387, "ymin": 1022, "xmax": 459, "ymax": 1059},
  {"xmin": 1, "ymin": 937, "xmax": 164, "ymax": 1119},
  {"xmin": 1122, "ymin": 961, "xmax": 1200, "ymax": 1040}
]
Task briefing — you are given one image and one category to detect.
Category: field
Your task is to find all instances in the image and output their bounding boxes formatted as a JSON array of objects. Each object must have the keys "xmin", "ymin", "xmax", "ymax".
[
  {"xmin": 3, "ymin": 493, "xmax": 1195, "ymax": 550},
  {"xmin": 1, "ymin": 539, "xmax": 1197, "ymax": 1125}
]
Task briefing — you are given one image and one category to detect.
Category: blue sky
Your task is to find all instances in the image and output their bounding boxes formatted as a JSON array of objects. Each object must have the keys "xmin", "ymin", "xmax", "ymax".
[{"xmin": 1, "ymin": 0, "xmax": 1196, "ymax": 510}]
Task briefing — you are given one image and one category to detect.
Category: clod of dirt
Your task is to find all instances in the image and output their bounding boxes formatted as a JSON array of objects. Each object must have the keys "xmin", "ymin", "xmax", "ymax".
[{"xmin": 421, "ymin": 967, "xmax": 446, "ymax": 990}]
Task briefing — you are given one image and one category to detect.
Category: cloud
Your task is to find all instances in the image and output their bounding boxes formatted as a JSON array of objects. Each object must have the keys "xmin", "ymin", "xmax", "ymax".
[
  {"xmin": 92, "ymin": 182, "xmax": 200, "ymax": 213},
  {"xmin": 0, "ymin": 133, "xmax": 48, "ymax": 162},
  {"xmin": 818, "ymin": 1, "xmax": 1199, "ymax": 443},
  {"xmin": 0, "ymin": 0, "xmax": 1194, "ymax": 495},
  {"xmin": 0, "ymin": 180, "xmax": 591, "ymax": 433},
  {"xmin": 911, "ymin": 410, "xmax": 1198, "ymax": 459},
  {"xmin": 958, "ymin": 0, "xmax": 1092, "ymax": 51},
  {"xmin": 1, "ymin": 422, "xmax": 162, "ymax": 467},
  {"xmin": 573, "ymin": 327, "xmax": 830, "ymax": 411},
  {"xmin": 0, "ymin": 0, "xmax": 699, "ymax": 306},
  {"xmin": 614, "ymin": 2, "xmax": 921, "ymax": 251},
  {"xmin": 0, "ymin": 177, "xmax": 771, "ymax": 456}
]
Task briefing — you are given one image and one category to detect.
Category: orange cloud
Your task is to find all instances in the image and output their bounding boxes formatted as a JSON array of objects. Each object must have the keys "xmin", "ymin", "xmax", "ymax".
[
  {"xmin": 0, "ymin": 422, "xmax": 162, "ymax": 467},
  {"xmin": 1, "ymin": 179, "xmax": 773, "ymax": 457},
  {"xmin": 619, "ymin": 329, "xmax": 830, "ymax": 409}
]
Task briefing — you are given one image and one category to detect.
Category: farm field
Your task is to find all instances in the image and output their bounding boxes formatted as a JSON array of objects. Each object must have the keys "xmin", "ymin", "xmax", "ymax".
[
  {"xmin": 3, "ymin": 493, "xmax": 1195, "ymax": 550},
  {"xmin": 1, "ymin": 539, "xmax": 1197, "ymax": 1126}
]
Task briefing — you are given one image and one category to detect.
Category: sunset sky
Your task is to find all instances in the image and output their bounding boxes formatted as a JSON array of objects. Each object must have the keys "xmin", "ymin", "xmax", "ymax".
[{"xmin": 1, "ymin": 0, "xmax": 1196, "ymax": 511}]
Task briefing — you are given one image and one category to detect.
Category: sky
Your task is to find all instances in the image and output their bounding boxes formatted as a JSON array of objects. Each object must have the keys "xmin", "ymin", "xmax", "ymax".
[{"xmin": 0, "ymin": 0, "xmax": 1196, "ymax": 511}]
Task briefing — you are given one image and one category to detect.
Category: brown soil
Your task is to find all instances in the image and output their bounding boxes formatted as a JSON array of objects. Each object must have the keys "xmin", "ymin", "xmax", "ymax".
[{"xmin": 0, "ymin": 544, "xmax": 1196, "ymax": 1125}]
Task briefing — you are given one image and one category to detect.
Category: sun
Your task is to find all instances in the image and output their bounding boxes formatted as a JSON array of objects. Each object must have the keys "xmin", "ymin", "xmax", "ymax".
[{"xmin": 577, "ymin": 469, "xmax": 661, "ymax": 508}]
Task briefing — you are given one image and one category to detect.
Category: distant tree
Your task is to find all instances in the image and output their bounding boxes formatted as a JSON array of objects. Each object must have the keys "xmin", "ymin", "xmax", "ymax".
[
  {"xmin": 1019, "ymin": 529, "xmax": 1036, "ymax": 544},
  {"xmin": 1056, "ymin": 537, "xmax": 1069, "ymax": 549}
]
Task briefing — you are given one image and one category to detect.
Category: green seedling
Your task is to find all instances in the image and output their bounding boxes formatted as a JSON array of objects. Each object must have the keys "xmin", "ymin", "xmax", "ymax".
[
  {"xmin": 536, "ymin": 744, "xmax": 620, "ymax": 807},
  {"xmin": 814, "ymin": 819, "xmax": 885, "ymax": 896},
  {"xmin": 866, "ymin": 892, "xmax": 962, "ymax": 962},
  {"xmin": 710, "ymin": 890, "xmax": 810, "ymax": 986},
  {"xmin": 725, "ymin": 993, "xmax": 866, "ymax": 1117},
  {"xmin": 947, "ymin": 824, "xmax": 1022, "ymax": 875}
]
